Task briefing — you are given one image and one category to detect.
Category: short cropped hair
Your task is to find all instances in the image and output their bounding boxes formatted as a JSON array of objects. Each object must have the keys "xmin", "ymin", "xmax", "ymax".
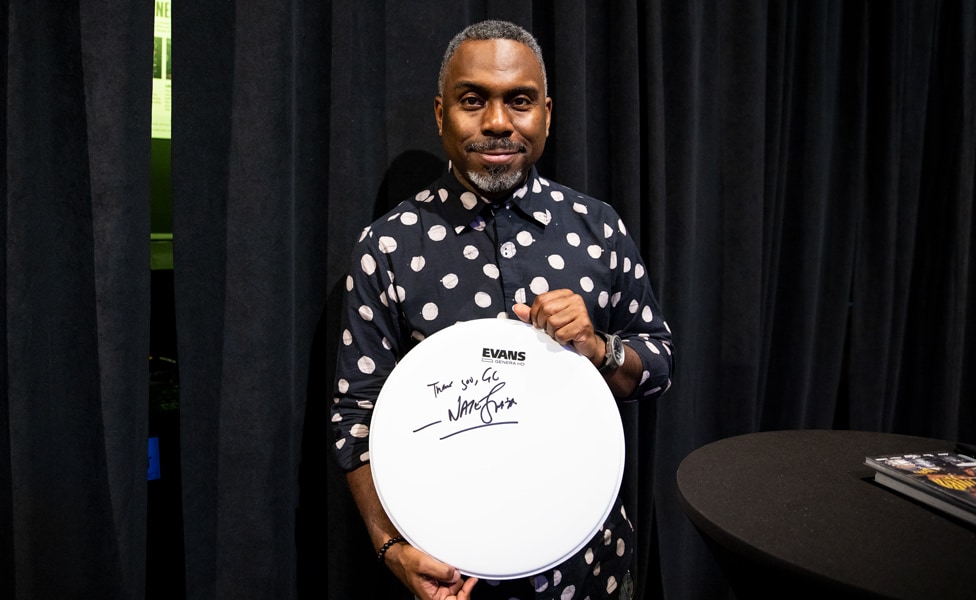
[{"xmin": 438, "ymin": 20, "xmax": 548, "ymax": 96}]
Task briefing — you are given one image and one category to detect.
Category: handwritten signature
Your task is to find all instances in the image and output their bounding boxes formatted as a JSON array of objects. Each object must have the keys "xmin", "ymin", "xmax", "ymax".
[{"xmin": 415, "ymin": 367, "xmax": 519, "ymax": 440}]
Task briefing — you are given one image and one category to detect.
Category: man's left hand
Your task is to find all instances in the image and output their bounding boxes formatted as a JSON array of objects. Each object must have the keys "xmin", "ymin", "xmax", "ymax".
[{"xmin": 513, "ymin": 289, "xmax": 604, "ymax": 368}]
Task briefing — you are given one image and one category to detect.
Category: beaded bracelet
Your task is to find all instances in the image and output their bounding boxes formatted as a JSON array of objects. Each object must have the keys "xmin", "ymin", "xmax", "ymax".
[{"xmin": 376, "ymin": 535, "xmax": 405, "ymax": 562}]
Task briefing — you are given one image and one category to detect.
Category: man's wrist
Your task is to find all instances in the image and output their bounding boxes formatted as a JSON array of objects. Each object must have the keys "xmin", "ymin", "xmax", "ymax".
[
  {"xmin": 592, "ymin": 334, "xmax": 607, "ymax": 369},
  {"xmin": 376, "ymin": 535, "xmax": 406, "ymax": 562}
]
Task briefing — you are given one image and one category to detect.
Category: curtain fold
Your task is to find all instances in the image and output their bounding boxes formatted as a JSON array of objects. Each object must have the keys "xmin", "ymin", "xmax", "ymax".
[
  {"xmin": 4, "ymin": 1, "xmax": 975, "ymax": 599},
  {"xmin": 850, "ymin": 1, "xmax": 976, "ymax": 437},
  {"xmin": 173, "ymin": 0, "xmax": 331, "ymax": 598},
  {"xmin": 2, "ymin": 0, "xmax": 152, "ymax": 598}
]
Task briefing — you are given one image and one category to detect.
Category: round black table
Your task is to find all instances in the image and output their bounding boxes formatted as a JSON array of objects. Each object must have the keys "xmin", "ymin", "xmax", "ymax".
[{"xmin": 676, "ymin": 429, "xmax": 976, "ymax": 600}]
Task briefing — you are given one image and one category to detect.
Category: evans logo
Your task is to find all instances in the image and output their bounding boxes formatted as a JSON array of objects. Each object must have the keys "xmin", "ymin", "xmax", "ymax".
[{"xmin": 481, "ymin": 347, "xmax": 526, "ymax": 362}]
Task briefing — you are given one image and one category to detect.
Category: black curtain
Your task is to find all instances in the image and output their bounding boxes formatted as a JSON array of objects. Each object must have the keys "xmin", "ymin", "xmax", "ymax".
[
  {"xmin": 2, "ymin": 0, "xmax": 153, "ymax": 598},
  {"xmin": 172, "ymin": 1, "xmax": 331, "ymax": 598},
  {"xmin": 3, "ymin": 1, "xmax": 974, "ymax": 599}
]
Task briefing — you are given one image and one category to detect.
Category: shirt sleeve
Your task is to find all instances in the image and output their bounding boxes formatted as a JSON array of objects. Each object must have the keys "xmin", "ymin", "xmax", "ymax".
[
  {"xmin": 603, "ymin": 212, "xmax": 674, "ymax": 402},
  {"xmin": 330, "ymin": 227, "xmax": 405, "ymax": 472}
]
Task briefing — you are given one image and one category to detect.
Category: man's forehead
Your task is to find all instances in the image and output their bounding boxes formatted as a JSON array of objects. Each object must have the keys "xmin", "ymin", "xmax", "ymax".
[{"xmin": 446, "ymin": 39, "xmax": 544, "ymax": 88}]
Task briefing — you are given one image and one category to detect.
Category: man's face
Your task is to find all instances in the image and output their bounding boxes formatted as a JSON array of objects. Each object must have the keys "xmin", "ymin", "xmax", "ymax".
[{"xmin": 435, "ymin": 39, "xmax": 552, "ymax": 200}]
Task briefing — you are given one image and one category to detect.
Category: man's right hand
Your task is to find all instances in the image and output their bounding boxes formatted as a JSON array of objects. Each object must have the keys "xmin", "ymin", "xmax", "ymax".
[
  {"xmin": 346, "ymin": 455, "xmax": 480, "ymax": 599},
  {"xmin": 384, "ymin": 542, "xmax": 477, "ymax": 599}
]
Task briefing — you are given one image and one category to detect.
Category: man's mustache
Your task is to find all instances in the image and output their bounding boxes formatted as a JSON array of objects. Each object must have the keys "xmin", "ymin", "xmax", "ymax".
[{"xmin": 466, "ymin": 139, "xmax": 527, "ymax": 153}]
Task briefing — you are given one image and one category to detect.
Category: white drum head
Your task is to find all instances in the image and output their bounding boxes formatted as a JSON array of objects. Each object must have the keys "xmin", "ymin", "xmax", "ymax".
[{"xmin": 369, "ymin": 318, "xmax": 625, "ymax": 580}]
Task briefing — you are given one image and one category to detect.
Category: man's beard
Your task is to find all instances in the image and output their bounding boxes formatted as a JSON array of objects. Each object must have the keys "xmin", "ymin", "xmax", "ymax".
[
  {"xmin": 465, "ymin": 138, "xmax": 527, "ymax": 194},
  {"xmin": 466, "ymin": 165, "xmax": 525, "ymax": 194}
]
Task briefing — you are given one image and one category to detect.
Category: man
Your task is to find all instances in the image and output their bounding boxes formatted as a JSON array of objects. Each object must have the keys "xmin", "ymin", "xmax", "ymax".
[{"xmin": 332, "ymin": 20, "xmax": 673, "ymax": 600}]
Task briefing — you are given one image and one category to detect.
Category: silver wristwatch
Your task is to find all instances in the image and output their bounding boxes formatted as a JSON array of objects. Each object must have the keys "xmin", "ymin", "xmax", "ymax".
[{"xmin": 598, "ymin": 331, "xmax": 625, "ymax": 373}]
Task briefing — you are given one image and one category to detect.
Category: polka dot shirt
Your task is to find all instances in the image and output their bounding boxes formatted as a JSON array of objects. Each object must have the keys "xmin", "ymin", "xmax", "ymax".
[{"xmin": 331, "ymin": 166, "xmax": 673, "ymax": 598}]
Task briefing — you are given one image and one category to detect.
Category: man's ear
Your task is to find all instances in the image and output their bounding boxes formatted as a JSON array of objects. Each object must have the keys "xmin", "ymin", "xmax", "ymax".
[
  {"xmin": 434, "ymin": 96, "xmax": 444, "ymax": 135},
  {"xmin": 545, "ymin": 97, "xmax": 552, "ymax": 137}
]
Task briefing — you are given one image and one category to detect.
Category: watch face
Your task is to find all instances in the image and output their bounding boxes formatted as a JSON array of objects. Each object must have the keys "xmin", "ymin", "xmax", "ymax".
[{"xmin": 610, "ymin": 336, "xmax": 625, "ymax": 365}]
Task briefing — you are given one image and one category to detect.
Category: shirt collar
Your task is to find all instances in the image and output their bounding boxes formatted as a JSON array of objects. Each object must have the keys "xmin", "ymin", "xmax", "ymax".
[{"xmin": 434, "ymin": 165, "xmax": 554, "ymax": 234}]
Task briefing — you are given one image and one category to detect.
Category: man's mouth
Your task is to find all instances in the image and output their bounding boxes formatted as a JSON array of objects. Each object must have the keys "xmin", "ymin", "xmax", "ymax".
[{"xmin": 466, "ymin": 139, "xmax": 527, "ymax": 159}]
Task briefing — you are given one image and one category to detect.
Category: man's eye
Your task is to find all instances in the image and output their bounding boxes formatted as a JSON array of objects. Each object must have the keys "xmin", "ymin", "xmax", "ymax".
[
  {"xmin": 460, "ymin": 96, "xmax": 483, "ymax": 107},
  {"xmin": 510, "ymin": 97, "xmax": 533, "ymax": 109}
]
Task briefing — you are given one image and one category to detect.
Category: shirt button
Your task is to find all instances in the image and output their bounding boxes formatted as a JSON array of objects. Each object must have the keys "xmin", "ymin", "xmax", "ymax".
[{"xmin": 499, "ymin": 241, "xmax": 517, "ymax": 259}]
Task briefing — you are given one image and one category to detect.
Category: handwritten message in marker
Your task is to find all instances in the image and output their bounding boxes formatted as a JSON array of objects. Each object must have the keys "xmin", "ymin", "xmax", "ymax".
[{"xmin": 415, "ymin": 366, "xmax": 519, "ymax": 439}]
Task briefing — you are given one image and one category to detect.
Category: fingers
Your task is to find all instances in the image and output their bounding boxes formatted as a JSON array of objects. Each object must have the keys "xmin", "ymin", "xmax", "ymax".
[
  {"xmin": 389, "ymin": 543, "xmax": 461, "ymax": 599},
  {"xmin": 458, "ymin": 577, "xmax": 479, "ymax": 599},
  {"xmin": 414, "ymin": 570, "xmax": 462, "ymax": 600},
  {"xmin": 512, "ymin": 290, "xmax": 605, "ymax": 364},
  {"xmin": 446, "ymin": 577, "xmax": 479, "ymax": 600},
  {"xmin": 517, "ymin": 289, "xmax": 592, "ymax": 345},
  {"xmin": 417, "ymin": 558, "xmax": 460, "ymax": 588}
]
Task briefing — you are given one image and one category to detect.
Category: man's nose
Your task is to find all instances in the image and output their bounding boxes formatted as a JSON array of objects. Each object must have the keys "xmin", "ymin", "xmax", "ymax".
[{"xmin": 481, "ymin": 100, "xmax": 514, "ymax": 136}]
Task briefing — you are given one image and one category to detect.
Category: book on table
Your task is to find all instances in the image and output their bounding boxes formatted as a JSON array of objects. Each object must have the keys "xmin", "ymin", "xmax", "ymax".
[{"xmin": 865, "ymin": 448, "xmax": 976, "ymax": 526}]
